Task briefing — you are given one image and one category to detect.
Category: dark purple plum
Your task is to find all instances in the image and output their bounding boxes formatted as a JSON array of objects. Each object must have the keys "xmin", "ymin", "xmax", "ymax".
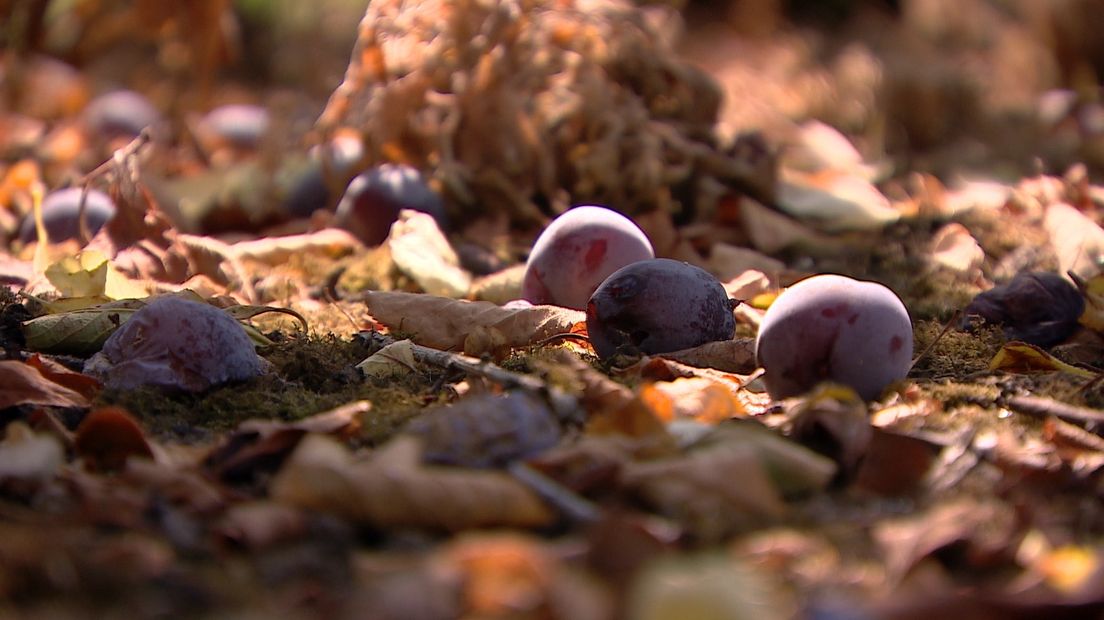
[
  {"xmin": 333, "ymin": 164, "xmax": 446, "ymax": 246},
  {"xmin": 755, "ymin": 274, "xmax": 913, "ymax": 401},
  {"xmin": 200, "ymin": 104, "xmax": 270, "ymax": 149},
  {"xmin": 586, "ymin": 258, "xmax": 735, "ymax": 359},
  {"xmin": 282, "ymin": 136, "xmax": 365, "ymax": 218},
  {"xmin": 523, "ymin": 205, "xmax": 654, "ymax": 310},
  {"xmin": 19, "ymin": 187, "xmax": 116, "ymax": 244},
  {"xmin": 82, "ymin": 90, "xmax": 161, "ymax": 140},
  {"xmin": 83, "ymin": 297, "xmax": 267, "ymax": 393}
]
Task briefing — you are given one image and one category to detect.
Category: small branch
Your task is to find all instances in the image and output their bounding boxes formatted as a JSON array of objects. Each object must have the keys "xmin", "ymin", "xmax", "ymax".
[
  {"xmin": 1004, "ymin": 394, "xmax": 1104, "ymax": 427},
  {"xmin": 508, "ymin": 462, "xmax": 601, "ymax": 524},
  {"xmin": 356, "ymin": 331, "xmax": 582, "ymax": 425}
]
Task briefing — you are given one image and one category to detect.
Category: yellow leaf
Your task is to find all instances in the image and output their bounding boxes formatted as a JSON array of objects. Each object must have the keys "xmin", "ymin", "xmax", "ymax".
[
  {"xmin": 989, "ymin": 341, "xmax": 1096, "ymax": 378},
  {"xmin": 1037, "ymin": 546, "xmax": 1099, "ymax": 594},
  {"xmin": 1077, "ymin": 272, "xmax": 1104, "ymax": 332},
  {"xmin": 44, "ymin": 250, "xmax": 109, "ymax": 297}
]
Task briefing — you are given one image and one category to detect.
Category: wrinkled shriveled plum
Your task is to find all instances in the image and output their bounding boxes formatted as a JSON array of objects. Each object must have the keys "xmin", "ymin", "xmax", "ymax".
[
  {"xmin": 586, "ymin": 258, "xmax": 735, "ymax": 359},
  {"xmin": 755, "ymin": 274, "xmax": 913, "ymax": 401},
  {"xmin": 333, "ymin": 164, "xmax": 446, "ymax": 245},
  {"xmin": 19, "ymin": 187, "xmax": 116, "ymax": 244},
  {"xmin": 962, "ymin": 271, "xmax": 1083, "ymax": 347},
  {"xmin": 523, "ymin": 205, "xmax": 655, "ymax": 310},
  {"xmin": 84, "ymin": 297, "xmax": 267, "ymax": 392},
  {"xmin": 83, "ymin": 90, "xmax": 161, "ymax": 140}
]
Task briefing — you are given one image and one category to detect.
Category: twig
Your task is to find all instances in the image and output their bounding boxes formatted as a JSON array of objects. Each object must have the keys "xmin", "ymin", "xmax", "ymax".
[
  {"xmin": 356, "ymin": 331, "xmax": 582, "ymax": 425},
  {"xmin": 1004, "ymin": 394, "xmax": 1104, "ymax": 426},
  {"xmin": 508, "ymin": 461, "xmax": 601, "ymax": 524},
  {"xmin": 78, "ymin": 128, "xmax": 152, "ymax": 186}
]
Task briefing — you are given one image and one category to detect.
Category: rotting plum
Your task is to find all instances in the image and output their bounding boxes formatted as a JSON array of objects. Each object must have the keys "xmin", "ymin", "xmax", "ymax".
[
  {"xmin": 18, "ymin": 187, "xmax": 116, "ymax": 244},
  {"xmin": 83, "ymin": 297, "xmax": 267, "ymax": 393},
  {"xmin": 523, "ymin": 205, "xmax": 655, "ymax": 310},
  {"xmin": 961, "ymin": 271, "xmax": 1083, "ymax": 347},
  {"xmin": 755, "ymin": 274, "xmax": 913, "ymax": 401},
  {"xmin": 586, "ymin": 258, "xmax": 735, "ymax": 360},
  {"xmin": 333, "ymin": 163, "xmax": 446, "ymax": 246},
  {"xmin": 82, "ymin": 90, "xmax": 161, "ymax": 140}
]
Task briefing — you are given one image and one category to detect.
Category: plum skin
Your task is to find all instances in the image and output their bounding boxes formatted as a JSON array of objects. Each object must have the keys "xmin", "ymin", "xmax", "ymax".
[
  {"xmin": 523, "ymin": 205, "xmax": 655, "ymax": 310},
  {"xmin": 18, "ymin": 187, "xmax": 116, "ymax": 243},
  {"xmin": 755, "ymin": 274, "xmax": 913, "ymax": 401},
  {"xmin": 586, "ymin": 258, "xmax": 735, "ymax": 359},
  {"xmin": 333, "ymin": 164, "xmax": 446, "ymax": 246}
]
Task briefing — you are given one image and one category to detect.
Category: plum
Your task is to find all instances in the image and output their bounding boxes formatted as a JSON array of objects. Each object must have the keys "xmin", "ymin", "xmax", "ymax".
[
  {"xmin": 333, "ymin": 164, "xmax": 446, "ymax": 246},
  {"xmin": 84, "ymin": 297, "xmax": 267, "ymax": 393},
  {"xmin": 755, "ymin": 274, "xmax": 913, "ymax": 401},
  {"xmin": 82, "ymin": 90, "xmax": 161, "ymax": 140},
  {"xmin": 523, "ymin": 205, "xmax": 655, "ymax": 310},
  {"xmin": 199, "ymin": 104, "xmax": 270, "ymax": 149},
  {"xmin": 586, "ymin": 258, "xmax": 735, "ymax": 359},
  {"xmin": 18, "ymin": 187, "xmax": 116, "ymax": 244},
  {"xmin": 961, "ymin": 271, "xmax": 1083, "ymax": 347}
]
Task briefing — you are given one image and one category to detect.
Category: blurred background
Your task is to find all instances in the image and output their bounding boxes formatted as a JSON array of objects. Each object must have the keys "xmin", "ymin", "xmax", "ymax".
[{"xmin": 2, "ymin": 0, "xmax": 1104, "ymax": 220}]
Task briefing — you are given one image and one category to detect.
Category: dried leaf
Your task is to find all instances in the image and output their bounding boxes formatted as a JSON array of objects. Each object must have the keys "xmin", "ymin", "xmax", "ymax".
[
  {"xmin": 271, "ymin": 435, "xmax": 555, "ymax": 530},
  {"xmin": 787, "ymin": 385, "xmax": 872, "ymax": 473},
  {"xmin": 0, "ymin": 359, "xmax": 91, "ymax": 409},
  {"xmin": 640, "ymin": 378, "xmax": 746, "ymax": 424},
  {"xmin": 405, "ymin": 391, "xmax": 562, "ymax": 468},
  {"xmin": 623, "ymin": 438, "xmax": 787, "ymax": 539},
  {"xmin": 0, "ymin": 423, "xmax": 65, "ymax": 484},
  {"xmin": 25, "ymin": 354, "xmax": 101, "ymax": 399},
  {"xmin": 929, "ymin": 222, "xmax": 984, "ymax": 273},
  {"xmin": 989, "ymin": 341, "xmax": 1096, "ymax": 378},
  {"xmin": 74, "ymin": 407, "xmax": 155, "ymax": 472},
  {"xmin": 657, "ymin": 338, "xmax": 757, "ymax": 374},
  {"xmin": 627, "ymin": 554, "xmax": 793, "ymax": 620},
  {"xmin": 775, "ymin": 171, "xmax": 900, "ymax": 232},
  {"xmin": 388, "ymin": 210, "xmax": 471, "ymax": 298},
  {"xmin": 357, "ymin": 339, "xmax": 418, "ymax": 377},
  {"xmin": 362, "ymin": 291, "xmax": 584, "ymax": 351},
  {"xmin": 873, "ymin": 499, "xmax": 1020, "ymax": 583},
  {"xmin": 1044, "ymin": 203, "xmax": 1104, "ymax": 280}
]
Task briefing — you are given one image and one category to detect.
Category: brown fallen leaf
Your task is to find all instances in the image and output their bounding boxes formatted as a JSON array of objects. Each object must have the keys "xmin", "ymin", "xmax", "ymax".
[
  {"xmin": 873, "ymin": 498, "xmax": 1022, "ymax": 584},
  {"xmin": 989, "ymin": 341, "xmax": 1096, "ymax": 378},
  {"xmin": 204, "ymin": 400, "xmax": 368, "ymax": 483},
  {"xmin": 622, "ymin": 437, "xmax": 788, "ymax": 540},
  {"xmin": 25, "ymin": 353, "xmax": 101, "ymax": 399},
  {"xmin": 405, "ymin": 391, "xmax": 562, "ymax": 468},
  {"xmin": 74, "ymin": 407, "xmax": 155, "ymax": 472},
  {"xmin": 640, "ymin": 378, "xmax": 746, "ymax": 424},
  {"xmin": 361, "ymin": 290, "xmax": 584, "ymax": 351},
  {"xmin": 270, "ymin": 434, "xmax": 555, "ymax": 530},
  {"xmin": 0, "ymin": 359, "xmax": 91, "ymax": 409}
]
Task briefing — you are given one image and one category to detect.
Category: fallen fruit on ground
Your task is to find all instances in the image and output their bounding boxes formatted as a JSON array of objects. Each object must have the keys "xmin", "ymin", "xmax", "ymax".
[{"xmin": 755, "ymin": 274, "xmax": 913, "ymax": 401}]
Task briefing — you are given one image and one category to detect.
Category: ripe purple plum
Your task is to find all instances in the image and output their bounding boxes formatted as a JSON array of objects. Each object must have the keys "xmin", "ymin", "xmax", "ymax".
[
  {"xmin": 18, "ymin": 187, "xmax": 116, "ymax": 244},
  {"xmin": 333, "ymin": 164, "xmax": 446, "ymax": 246},
  {"xmin": 586, "ymin": 258, "xmax": 735, "ymax": 359},
  {"xmin": 84, "ymin": 297, "xmax": 267, "ymax": 393},
  {"xmin": 523, "ymin": 205, "xmax": 655, "ymax": 310},
  {"xmin": 755, "ymin": 274, "xmax": 913, "ymax": 401},
  {"xmin": 82, "ymin": 90, "xmax": 161, "ymax": 140}
]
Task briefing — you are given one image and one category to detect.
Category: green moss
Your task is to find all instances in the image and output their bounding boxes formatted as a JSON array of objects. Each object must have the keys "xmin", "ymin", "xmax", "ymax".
[
  {"xmin": 911, "ymin": 319, "xmax": 1004, "ymax": 379},
  {"xmin": 96, "ymin": 333, "xmax": 436, "ymax": 444}
]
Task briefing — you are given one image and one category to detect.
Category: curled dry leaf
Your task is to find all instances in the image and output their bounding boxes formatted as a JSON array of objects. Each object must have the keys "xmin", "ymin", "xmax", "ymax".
[
  {"xmin": 271, "ymin": 435, "xmax": 555, "ymax": 530},
  {"xmin": 989, "ymin": 341, "xmax": 1096, "ymax": 378},
  {"xmin": 204, "ymin": 400, "xmax": 368, "ymax": 483},
  {"xmin": 640, "ymin": 378, "xmax": 746, "ymax": 425},
  {"xmin": 0, "ymin": 359, "xmax": 91, "ymax": 409},
  {"xmin": 929, "ymin": 222, "xmax": 984, "ymax": 274},
  {"xmin": 786, "ymin": 385, "xmax": 872, "ymax": 474},
  {"xmin": 622, "ymin": 438, "xmax": 788, "ymax": 540},
  {"xmin": 1044, "ymin": 203, "xmax": 1104, "ymax": 281},
  {"xmin": 0, "ymin": 423, "xmax": 65, "ymax": 485},
  {"xmin": 388, "ymin": 210, "xmax": 471, "ymax": 298},
  {"xmin": 873, "ymin": 498, "xmax": 1021, "ymax": 584},
  {"xmin": 362, "ymin": 290, "xmax": 584, "ymax": 351},
  {"xmin": 357, "ymin": 339, "xmax": 418, "ymax": 377},
  {"xmin": 775, "ymin": 171, "xmax": 900, "ymax": 232},
  {"xmin": 657, "ymin": 338, "xmax": 757, "ymax": 374}
]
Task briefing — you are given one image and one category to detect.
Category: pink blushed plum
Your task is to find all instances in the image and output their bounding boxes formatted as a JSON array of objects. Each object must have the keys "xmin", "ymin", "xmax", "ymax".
[
  {"xmin": 523, "ymin": 205, "xmax": 654, "ymax": 310},
  {"xmin": 755, "ymin": 274, "xmax": 913, "ymax": 401}
]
